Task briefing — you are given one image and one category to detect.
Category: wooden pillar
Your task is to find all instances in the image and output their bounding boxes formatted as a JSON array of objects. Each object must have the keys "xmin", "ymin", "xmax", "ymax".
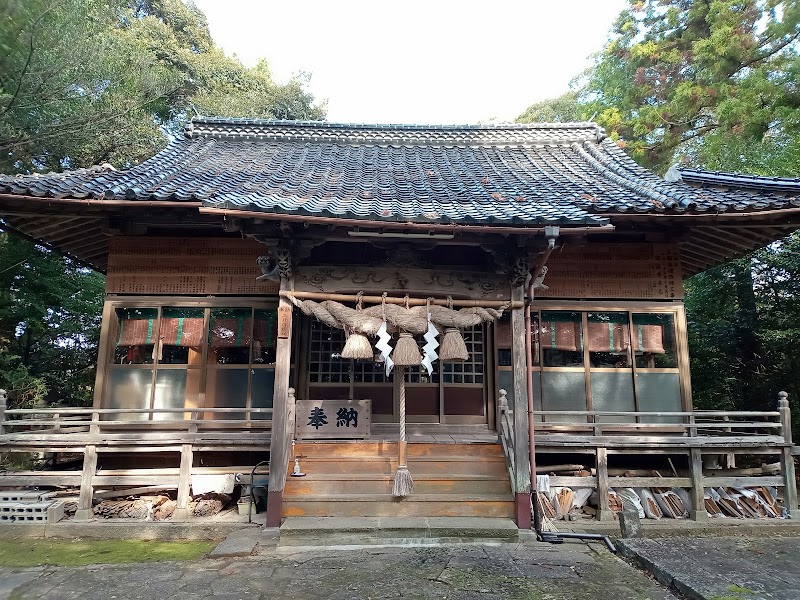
[
  {"xmin": 510, "ymin": 284, "xmax": 531, "ymax": 528},
  {"xmin": 779, "ymin": 391, "xmax": 798, "ymax": 516},
  {"xmin": 689, "ymin": 448, "xmax": 708, "ymax": 521},
  {"xmin": 266, "ymin": 278, "xmax": 294, "ymax": 528},
  {"xmin": 595, "ymin": 447, "xmax": 613, "ymax": 522}
]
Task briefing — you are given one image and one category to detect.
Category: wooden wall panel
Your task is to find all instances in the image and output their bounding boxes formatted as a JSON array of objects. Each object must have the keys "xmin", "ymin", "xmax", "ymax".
[
  {"xmin": 538, "ymin": 243, "xmax": 683, "ymax": 300},
  {"xmin": 106, "ymin": 237, "xmax": 278, "ymax": 295}
]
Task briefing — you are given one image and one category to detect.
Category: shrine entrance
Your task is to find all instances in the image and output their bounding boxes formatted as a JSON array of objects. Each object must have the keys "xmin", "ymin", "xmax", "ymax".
[{"xmin": 303, "ymin": 320, "xmax": 491, "ymax": 426}]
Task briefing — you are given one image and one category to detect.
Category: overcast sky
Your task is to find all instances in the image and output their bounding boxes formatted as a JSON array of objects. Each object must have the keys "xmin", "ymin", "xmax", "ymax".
[{"xmin": 192, "ymin": 0, "xmax": 627, "ymax": 124}]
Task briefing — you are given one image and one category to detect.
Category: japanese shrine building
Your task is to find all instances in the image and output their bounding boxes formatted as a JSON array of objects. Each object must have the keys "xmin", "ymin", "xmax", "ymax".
[{"xmin": 1, "ymin": 118, "xmax": 798, "ymax": 528}]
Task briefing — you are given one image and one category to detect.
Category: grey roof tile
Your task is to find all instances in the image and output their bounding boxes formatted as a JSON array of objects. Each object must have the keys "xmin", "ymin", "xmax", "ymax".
[{"xmin": 1, "ymin": 118, "xmax": 798, "ymax": 226}]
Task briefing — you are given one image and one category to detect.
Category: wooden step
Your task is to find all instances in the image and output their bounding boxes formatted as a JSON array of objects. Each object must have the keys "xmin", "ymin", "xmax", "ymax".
[
  {"xmin": 293, "ymin": 456, "xmax": 509, "ymax": 476},
  {"xmin": 283, "ymin": 496, "xmax": 515, "ymax": 518},
  {"xmin": 285, "ymin": 474, "xmax": 510, "ymax": 496},
  {"xmin": 293, "ymin": 442, "xmax": 503, "ymax": 459}
]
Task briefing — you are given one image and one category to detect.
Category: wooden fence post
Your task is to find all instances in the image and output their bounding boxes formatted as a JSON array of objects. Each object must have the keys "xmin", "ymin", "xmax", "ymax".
[
  {"xmin": 75, "ymin": 410, "xmax": 101, "ymax": 521},
  {"xmin": 174, "ymin": 444, "xmax": 194, "ymax": 521},
  {"xmin": 595, "ymin": 447, "xmax": 613, "ymax": 521},
  {"xmin": 0, "ymin": 389, "xmax": 6, "ymax": 435},
  {"xmin": 75, "ymin": 446, "xmax": 98, "ymax": 521},
  {"xmin": 690, "ymin": 447, "xmax": 707, "ymax": 521},
  {"xmin": 778, "ymin": 391, "xmax": 798, "ymax": 516}
]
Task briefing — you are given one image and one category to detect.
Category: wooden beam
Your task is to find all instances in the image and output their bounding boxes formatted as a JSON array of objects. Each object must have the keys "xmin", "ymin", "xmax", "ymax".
[
  {"xmin": 680, "ymin": 246, "xmax": 718, "ymax": 267},
  {"xmin": 510, "ymin": 284, "xmax": 531, "ymax": 528},
  {"xmin": 200, "ymin": 206, "xmax": 616, "ymax": 237},
  {"xmin": 266, "ymin": 277, "xmax": 294, "ymax": 528},
  {"xmin": 681, "ymin": 240, "xmax": 732, "ymax": 263},
  {"xmin": 27, "ymin": 218, "xmax": 96, "ymax": 239},
  {"xmin": 281, "ymin": 290, "xmax": 522, "ymax": 309},
  {"xmin": 696, "ymin": 227, "xmax": 760, "ymax": 253},
  {"xmin": 686, "ymin": 236, "xmax": 741, "ymax": 259}
]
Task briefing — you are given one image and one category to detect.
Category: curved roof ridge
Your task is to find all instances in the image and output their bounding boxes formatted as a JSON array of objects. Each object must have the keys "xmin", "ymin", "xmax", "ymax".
[
  {"xmin": 572, "ymin": 141, "xmax": 678, "ymax": 210},
  {"xmin": 184, "ymin": 117, "xmax": 606, "ymax": 146},
  {"xmin": 679, "ymin": 167, "xmax": 800, "ymax": 193}
]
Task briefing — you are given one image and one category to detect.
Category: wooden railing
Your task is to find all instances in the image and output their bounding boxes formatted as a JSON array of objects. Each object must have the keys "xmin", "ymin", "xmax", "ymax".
[
  {"xmin": 531, "ymin": 409, "xmax": 787, "ymax": 443},
  {"xmin": 0, "ymin": 406, "xmax": 273, "ymax": 438},
  {"xmin": 497, "ymin": 389, "xmax": 515, "ymax": 489}
]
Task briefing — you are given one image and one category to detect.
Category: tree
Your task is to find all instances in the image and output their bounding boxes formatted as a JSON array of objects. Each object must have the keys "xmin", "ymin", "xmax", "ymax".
[
  {"xmin": 516, "ymin": 91, "xmax": 590, "ymax": 124},
  {"xmin": 516, "ymin": 2, "xmax": 800, "ymax": 424},
  {"xmin": 0, "ymin": 0, "xmax": 327, "ymax": 407},
  {"xmin": 0, "ymin": 234, "xmax": 105, "ymax": 408},
  {"xmin": 1, "ymin": 0, "xmax": 326, "ymax": 172},
  {"xmin": 581, "ymin": 0, "xmax": 800, "ymax": 171}
]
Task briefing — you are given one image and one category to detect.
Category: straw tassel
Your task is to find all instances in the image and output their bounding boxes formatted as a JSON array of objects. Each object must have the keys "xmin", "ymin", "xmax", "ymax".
[
  {"xmin": 440, "ymin": 328, "xmax": 468, "ymax": 361},
  {"xmin": 392, "ymin": 332, "xmax": 422, "ymax": 366},
  {"xmin": 341, "ymin": 332, "xmax": 374, "ymax": 359}
]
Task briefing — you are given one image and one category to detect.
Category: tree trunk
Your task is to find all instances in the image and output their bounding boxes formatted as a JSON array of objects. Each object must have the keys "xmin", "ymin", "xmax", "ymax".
[{"xmin": 732, "ymin": 259, "xmax": 765, "ymax": 410}]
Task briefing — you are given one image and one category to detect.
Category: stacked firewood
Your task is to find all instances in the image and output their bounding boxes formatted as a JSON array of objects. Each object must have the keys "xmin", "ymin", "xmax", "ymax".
[
  {"xmin": 189, "ymin": 493, "xmax": 231, "ymax": 517},
  {"xmin": 94, "ymin": 495, "xmax": 176, "ymax": 520}
]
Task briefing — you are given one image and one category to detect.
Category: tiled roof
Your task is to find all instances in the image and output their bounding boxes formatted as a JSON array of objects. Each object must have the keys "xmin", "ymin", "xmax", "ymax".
[
  {"xmin": 678, "ymin": 168, "xmax": 800, "ymax": 194},
  {"xmin": 1, "ymin": 118, "xmax": 799, "ymax": 228}
]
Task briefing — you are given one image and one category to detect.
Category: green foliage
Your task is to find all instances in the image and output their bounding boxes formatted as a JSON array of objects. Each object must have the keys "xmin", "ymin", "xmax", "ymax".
[
  {"xmin": 517, "ymin": 2, "xmax": 800, "ymax": 428},
  {"xmin": 580, "ymin": 0, "xmax": 800, "ymax": 172},
  {"xmin": 0, "ymin": 1, "xmax": 326, "ymax": 407},
  {"xmin": 0, "ymin": 233, "xmax": 105, "ymax": 408},
  {"xmin": 516, "ymin": 91, "xmax": 591, "ymax": 124},
  {"xmin": 0, "ymin": 0, "xmax": 326, "ymax": 172}
]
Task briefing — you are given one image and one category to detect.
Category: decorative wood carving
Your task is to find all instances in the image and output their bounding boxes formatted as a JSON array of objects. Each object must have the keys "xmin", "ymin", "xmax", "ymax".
[
  {"xmin": 295, "ymin": 266, "xmax": 511, "ymax": 299},
  {"xmin": 106, "ymin": 237, "xmax": 279, "ymax": 295}
]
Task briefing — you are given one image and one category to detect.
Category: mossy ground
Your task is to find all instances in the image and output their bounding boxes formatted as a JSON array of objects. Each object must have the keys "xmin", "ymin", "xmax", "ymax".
[{"xmin": 0, "ymin": 539, "xmax": 216, "ymax": 567}]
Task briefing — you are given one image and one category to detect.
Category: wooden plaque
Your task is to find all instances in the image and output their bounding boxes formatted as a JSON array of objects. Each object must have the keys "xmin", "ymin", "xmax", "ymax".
[
  {"xmin": 539, "ymin": 243, "xmax": 683, "ymax": 300},
  {"xmin": 106, "ymin": 237, "xmax": 279, "ymax": 295},
  {"xmin": 295, "ymin": 399, "xmax": 371, "ymax": 439},
  {"xmin": 277, "ymin": 306, "xmax": 292, "ymax": 339}
]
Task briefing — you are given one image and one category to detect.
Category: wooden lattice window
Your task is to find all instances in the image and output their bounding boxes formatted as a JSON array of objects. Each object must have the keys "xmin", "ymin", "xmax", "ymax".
[{"xmin": 443, "ymin": 327, "xmax": 484, "ymax": 384}]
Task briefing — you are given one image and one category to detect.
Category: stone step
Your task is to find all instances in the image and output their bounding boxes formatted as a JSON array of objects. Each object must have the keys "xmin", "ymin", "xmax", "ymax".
[{"xmin": 278, "ymin": 516, "xmax": 520, "ymax": 546}]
